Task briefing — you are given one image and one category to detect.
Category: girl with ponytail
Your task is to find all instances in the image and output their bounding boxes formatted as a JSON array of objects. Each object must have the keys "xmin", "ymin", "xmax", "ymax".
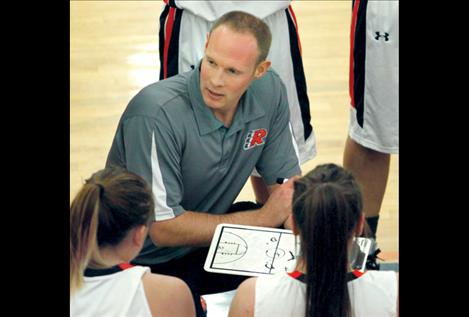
[
  {"xmin": 229, "ymin": 163, "xmax": 398, "ymax": 317},
  {"xmin": 70, "ymin": 167, "xmax": 195, "ymax": 317}
]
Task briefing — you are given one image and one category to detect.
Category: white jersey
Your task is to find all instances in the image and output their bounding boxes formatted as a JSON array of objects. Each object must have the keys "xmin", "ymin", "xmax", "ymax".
[
  {"xmin": 348, "ymin": 0, "xmax": 399, "ymax": 154},
  {"xmin": 70, "ymin": 265, "xmax": 152, "ymax": 317},
  {"xmin": 255, "ymin": 270, "xmax": 397, "ymax": 317},
  {"xmin": 159, "ymin": 0, "xmax": 316, "ymax": 164}
]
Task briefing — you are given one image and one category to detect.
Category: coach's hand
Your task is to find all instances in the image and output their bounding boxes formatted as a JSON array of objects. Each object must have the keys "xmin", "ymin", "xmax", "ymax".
[{"xmin": 259, "ymin": 176, "xmax": 300, "ymax": 228}]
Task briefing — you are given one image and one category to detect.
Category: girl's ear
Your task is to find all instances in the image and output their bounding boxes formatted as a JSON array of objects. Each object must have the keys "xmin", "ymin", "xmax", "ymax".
[
  {"xmin": 291, "ymin": 213, "xmax": 300, "ymax": 235},
  {"xmin": 356, "ymin": 212, "xmax": 365, "ymax": 237},
  {"xmin": 132, "ymin": 225, "xmax": 148, "ymax": 248}
]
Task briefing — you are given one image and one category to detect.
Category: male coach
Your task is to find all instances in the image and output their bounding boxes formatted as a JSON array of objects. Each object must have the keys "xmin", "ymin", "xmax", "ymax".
[{"xmin": 106, "ymin": 11, "xmax": 300, "ymax": 316}]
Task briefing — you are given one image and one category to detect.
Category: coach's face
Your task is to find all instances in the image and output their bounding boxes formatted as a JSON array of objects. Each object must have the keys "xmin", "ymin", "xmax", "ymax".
[{"xmin": 200, "ymin": 25, "xmax": 270, "ymax": 123}]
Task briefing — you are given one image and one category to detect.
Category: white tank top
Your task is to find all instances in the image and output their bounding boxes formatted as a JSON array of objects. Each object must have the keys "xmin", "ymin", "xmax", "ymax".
[
  {"xmin": 70, "ymin": 265, "xmax": 152, "ymax": 317},
  {"xmin": 255, "ymin": 270, "xmax": 397, "ymax": 317}
]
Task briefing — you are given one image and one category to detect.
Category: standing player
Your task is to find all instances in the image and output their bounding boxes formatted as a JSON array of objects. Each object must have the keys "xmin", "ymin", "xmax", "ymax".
[
  {"xmin": 158, "ymin": 0, "xmax": 316, "ymax": 204},
  {"xmin": 344, "ymin": 0, "xmax": 399, "ymax": 269}
]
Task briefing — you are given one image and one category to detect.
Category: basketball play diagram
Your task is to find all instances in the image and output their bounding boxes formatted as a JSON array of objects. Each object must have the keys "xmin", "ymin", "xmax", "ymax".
[
  {"xmin": 205, "ymin": 224, "xmax": 299, "ymax": 277},
  {"xmin": 213, "ymin": 232, "xmax": 248, "ymax": 264}
]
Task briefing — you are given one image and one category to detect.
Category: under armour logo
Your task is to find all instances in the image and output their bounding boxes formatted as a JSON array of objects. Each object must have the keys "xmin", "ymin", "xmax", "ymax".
[
  {"xmin": 243, "ymin": 129, "xmax": 268, "ymax": 150},
  {"xmin": 374, "ymin": 32, "xmax": 389, "ymax": 41}
]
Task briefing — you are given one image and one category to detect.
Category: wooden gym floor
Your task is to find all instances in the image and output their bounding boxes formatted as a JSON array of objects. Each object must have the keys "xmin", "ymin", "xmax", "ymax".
[{"xmin": 70, "ymin": 1, "xmax": 398, "ymax": 260}]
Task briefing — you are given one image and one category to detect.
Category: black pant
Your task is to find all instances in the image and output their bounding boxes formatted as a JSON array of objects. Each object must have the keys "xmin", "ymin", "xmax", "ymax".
[{"xmin": 141, "ymin": 201, "xmax": 262, "ymax": 317}]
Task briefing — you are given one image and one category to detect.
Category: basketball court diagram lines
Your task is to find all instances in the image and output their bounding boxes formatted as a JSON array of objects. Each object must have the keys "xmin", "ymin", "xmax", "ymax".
[
  {"xmin": 205, "ymin": 224, "xmax": 299, "ymax": 277},
  {"xmin": 214, "ymin": 231, "xmax": 248, "ymax": 264}
]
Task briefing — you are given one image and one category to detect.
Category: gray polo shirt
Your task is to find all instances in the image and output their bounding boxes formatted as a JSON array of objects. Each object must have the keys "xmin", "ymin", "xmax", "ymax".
[{"xmin": 106, "ymin": 64, "xmax": 301, "ymax": 264}]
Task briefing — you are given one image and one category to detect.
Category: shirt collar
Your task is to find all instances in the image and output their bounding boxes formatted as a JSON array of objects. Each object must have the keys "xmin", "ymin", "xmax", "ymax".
[{"xmin": 187, "ymin": 61, "xmax": 265, "ymax": 136}]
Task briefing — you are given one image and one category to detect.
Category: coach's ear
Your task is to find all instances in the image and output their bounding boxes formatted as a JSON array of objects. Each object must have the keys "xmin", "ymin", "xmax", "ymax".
[
  {"xmin": 204, "ymin": 32, "xmax": 210, "ymax": 49},
  {"xmin": 254, "ymin": 60, "xmax": 271, "ymax": 79}
]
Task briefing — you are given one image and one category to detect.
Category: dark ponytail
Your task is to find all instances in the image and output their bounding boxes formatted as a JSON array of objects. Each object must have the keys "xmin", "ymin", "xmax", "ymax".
[{"xmin": 292, "ymin": 164, "xmax": 362, "ymax": 317}]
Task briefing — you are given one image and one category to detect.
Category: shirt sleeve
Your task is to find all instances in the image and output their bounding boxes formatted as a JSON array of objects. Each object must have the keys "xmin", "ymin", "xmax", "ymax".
[
  {"xmin": 121, "ymin": 114, "xmax": 185, "ymax": 221},
  {"xmin": 255, "ymin": 76, "xmax": 301, "ymax": 185}
]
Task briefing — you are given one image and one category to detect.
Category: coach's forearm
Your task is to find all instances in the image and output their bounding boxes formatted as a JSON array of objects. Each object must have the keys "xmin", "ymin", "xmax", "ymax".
[
  {"xmin": 150, "ymin": 178, "xmax": 299, "ymax": 247},
  {"xmin": 149, "ymin": 209, "xmax": 272, "ymax": 247}
]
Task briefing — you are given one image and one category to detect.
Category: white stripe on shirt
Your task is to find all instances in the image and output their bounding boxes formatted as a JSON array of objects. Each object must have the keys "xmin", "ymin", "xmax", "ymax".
[
  {"xmin": 289, "ymin": 122, "xmax": 300, "ymax": 166},
  {"xmin": 151, "ymin": 132, "xmax": 176, "ymax": 221}
]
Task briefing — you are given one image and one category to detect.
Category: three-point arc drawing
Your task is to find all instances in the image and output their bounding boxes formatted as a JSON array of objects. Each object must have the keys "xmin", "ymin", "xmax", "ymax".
[{"xmin": 214, "ymin": 231, "xmax": 248, "ymax": 264}]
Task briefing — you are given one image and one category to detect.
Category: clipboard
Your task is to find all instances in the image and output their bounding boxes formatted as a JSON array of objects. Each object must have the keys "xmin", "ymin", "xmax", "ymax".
[
  {"xmin": 204, "ymin": 223, "xmax": 298, "ymax": 277},
  {"xmin": 349, "ymin": 236, "xmax": 375, "ymax": 272},
  {"xmin": 204, "ymin": 224, "xmax": 375, "ymax": 276}
]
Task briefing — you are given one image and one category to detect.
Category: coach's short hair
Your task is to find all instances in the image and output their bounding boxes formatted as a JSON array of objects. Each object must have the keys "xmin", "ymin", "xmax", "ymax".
[{"xmin": 209, "ymin": 11, "xmax": 272, "ymax": 64}]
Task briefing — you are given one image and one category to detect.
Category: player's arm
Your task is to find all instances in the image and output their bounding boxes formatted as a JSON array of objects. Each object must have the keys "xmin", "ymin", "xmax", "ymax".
[
  {"xmin": 150, "ymin": 177, "xmax": 298, "ymax": 247},
  {"xmin": 228, "ymin": 277, "xmax": 256, "ymax": 317},
  {"xmin": 143, "ymin": 272, "xmax": 196, "ymax": 317}
]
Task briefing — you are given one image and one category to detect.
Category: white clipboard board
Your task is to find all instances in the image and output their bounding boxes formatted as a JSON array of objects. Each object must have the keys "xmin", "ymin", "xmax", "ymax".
[
  {"xmin": 204, "ymin": 223, "xmax": 299, "ymax": 277},
  {"xmin": 204, "ymin": 224, "xmax": 374, "ymax": 277}
]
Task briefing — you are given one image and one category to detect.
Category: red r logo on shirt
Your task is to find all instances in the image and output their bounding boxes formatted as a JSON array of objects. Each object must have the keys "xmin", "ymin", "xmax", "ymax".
[{"xmin": 244, "ymin": 129, "xmax": 268, "ymax": 150}]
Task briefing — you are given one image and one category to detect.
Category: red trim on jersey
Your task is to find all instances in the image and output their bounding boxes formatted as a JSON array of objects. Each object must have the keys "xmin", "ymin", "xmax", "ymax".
[
  {"xmin": 163, "ymin": 0, "xmax": 169, "ymax": 4},
  {"xmin": 288, "ymin": 269, "xmax": 365, "ymax": 282},
  {"xmin": 288, "ymin": 5, "xmax": 302, "ymax": 56},
  {"xmin": 349, "ymin": 0, "xmax": 360, "ymax": 108},
  {"xmin": 351, "ymin": 269, "xmax": 364, "ymax": 278},
  {"xmin": 163, "ymin": 7, "xmax": 176, "ymax": 79},
  {"xmin": 118, "ymin": 262, "xmax": 134, "ymax": 270},
  {"xmin": 287, "ymin": 270, "xmax": 303, "ymax": 279}
]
